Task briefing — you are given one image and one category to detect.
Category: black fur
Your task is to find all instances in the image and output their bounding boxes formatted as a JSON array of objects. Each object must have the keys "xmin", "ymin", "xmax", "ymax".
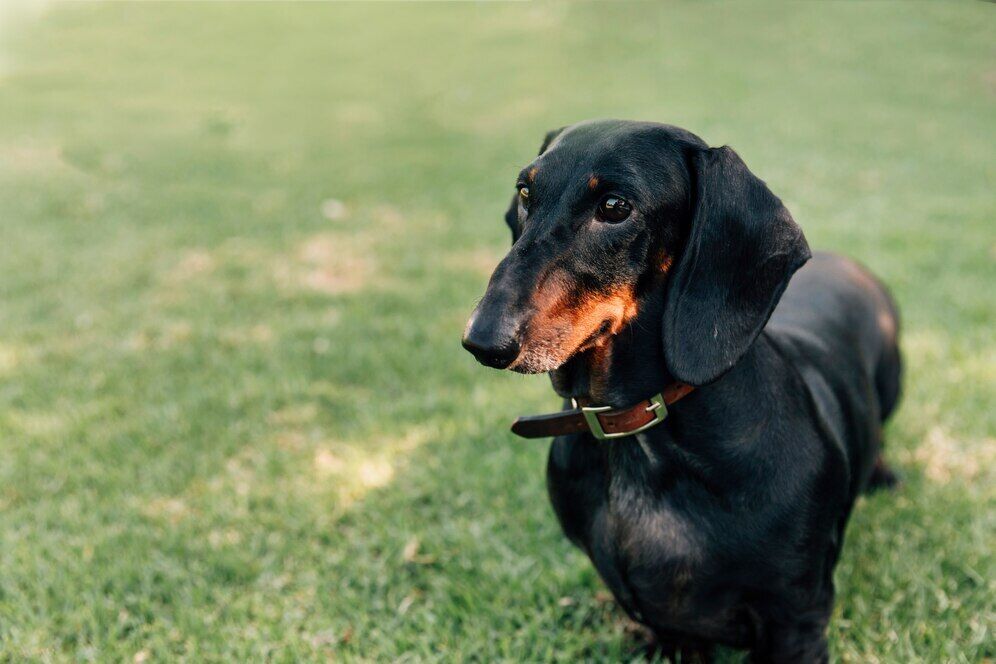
[
  {"xmin": 463, "ymin": 120, "xmax": 902, "ymax": 662},
  {"xmin": 663, "ymin": 147, "xmax": 810, "ymax": 386}
]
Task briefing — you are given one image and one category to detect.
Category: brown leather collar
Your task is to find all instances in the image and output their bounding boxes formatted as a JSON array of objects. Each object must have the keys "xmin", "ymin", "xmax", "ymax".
[{"xmin": 511, "ymin": 382, "xmax": 694, "ymax": 440}]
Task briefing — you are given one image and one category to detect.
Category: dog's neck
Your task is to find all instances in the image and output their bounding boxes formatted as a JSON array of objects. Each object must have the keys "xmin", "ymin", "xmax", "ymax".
[
  {"xmin": 548, "ymin": 288, "xmax": 774, "ymax": 490},
  {"xmin": 549, "ymin": 288, "xmax": 671, "ymax": 409}
]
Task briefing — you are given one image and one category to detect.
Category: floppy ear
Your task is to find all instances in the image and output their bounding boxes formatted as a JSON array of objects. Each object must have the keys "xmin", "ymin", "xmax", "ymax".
[
  {"xmin": 536, "ymin": 127, "xmax": 565, "ymax": 155},
  {"xmin": 663, "ymin": 146, "xmax": 811, "ymax": 385},
  {"xmin": 504, "ymin": 127, "xmax": 566, "ymax": 240},
  {"xmin": 503, "ymin": 192, "xmax": 521, "ymax": 241}
]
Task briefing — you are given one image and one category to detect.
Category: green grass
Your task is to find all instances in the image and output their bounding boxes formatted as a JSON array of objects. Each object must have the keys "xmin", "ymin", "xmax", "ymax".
[{"xmin": 0, "ymin": 3, "xmax": 993, "ymax": 662}]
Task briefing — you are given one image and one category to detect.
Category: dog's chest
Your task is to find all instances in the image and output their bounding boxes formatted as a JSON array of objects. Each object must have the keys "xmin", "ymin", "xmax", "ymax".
[
  {"xmin": 603, "ymin": 485, "xmax": 710, "ymax": 593},
  {"xmin": 547, "ymin": 436, "xmax": 751, "ymax": 639}
]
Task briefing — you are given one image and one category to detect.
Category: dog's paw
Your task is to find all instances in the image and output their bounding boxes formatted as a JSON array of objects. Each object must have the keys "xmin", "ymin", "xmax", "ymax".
[{"xmin": 866, "ymin": 456, "xmax": 900, "ymax": 493}]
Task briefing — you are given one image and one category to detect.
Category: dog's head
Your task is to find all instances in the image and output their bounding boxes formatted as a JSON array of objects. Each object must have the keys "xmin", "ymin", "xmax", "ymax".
[{"xmin": 462, "ymin": 120, "xmax": 810, "ymax": 386}]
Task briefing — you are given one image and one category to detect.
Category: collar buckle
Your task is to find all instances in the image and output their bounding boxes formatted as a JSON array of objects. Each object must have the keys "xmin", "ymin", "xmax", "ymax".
[{"xmin": 580, "ymin": 392, "xmax": 668, "ymax": 440}]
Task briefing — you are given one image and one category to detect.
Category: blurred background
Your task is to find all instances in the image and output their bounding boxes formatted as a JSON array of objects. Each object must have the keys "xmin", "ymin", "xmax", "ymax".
[{"xmin": 0, "ymin": 3, "xmax": 992, "ymax": 662}]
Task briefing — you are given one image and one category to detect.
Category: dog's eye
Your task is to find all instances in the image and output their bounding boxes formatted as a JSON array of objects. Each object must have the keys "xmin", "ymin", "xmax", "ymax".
[
  {"xmin": 597, "ymin": 195, "xmax": 631, "ymax": 223},
  {"xmin": 518, "ymin": 186, "xmax": 530, "ymax": 207}
]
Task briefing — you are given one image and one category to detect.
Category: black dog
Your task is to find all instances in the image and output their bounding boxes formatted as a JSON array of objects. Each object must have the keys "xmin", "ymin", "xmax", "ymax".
[{"xmin": 462, "ymin": 120, "xmax": 901, "ymax": 662}]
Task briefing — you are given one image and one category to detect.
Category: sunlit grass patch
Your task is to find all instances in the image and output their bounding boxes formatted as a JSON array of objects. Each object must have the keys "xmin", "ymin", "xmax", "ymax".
[
  {"xmin": 442, "ymin": 246, "xmax": 504, "ymax": 278},
  {"xmin": 0, "ymin": 141, "xmax": 75, "ymax": 176},
  {"xmin": 0, "ymin": 340, "xmax": 31, "ymax": 376},
  {"xmin": 902, "ymin": 427, "xmax": 996, "ymax": 487}
]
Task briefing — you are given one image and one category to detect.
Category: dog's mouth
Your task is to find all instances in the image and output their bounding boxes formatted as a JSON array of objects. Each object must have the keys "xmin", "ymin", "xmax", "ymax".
[
  {"xmin": 507, "ymin": 317, "xmax": 616, "ymax": 374},
  {"xmin": 465, "ymin": 275, "xmax": 640, "ymax": 374}
]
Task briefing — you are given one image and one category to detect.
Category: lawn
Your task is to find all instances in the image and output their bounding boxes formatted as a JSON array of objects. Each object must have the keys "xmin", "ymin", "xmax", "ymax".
[{"xmin": 0, "ymin": 3, "xmax": 992, "ymax": 662}]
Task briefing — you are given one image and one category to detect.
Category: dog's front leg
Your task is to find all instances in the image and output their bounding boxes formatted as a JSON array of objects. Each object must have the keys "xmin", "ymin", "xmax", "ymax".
[
  {"xmin": 750, "ymin": 618, "xmax": 829, "ymax": 664},
  {"xmin": 642, "ymin": 633, "xmax": 715, "ymax": 664}
]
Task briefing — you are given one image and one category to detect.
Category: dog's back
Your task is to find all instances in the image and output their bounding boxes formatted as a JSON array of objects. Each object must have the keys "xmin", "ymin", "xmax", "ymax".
[{"xmin": 766, "ymin": 251, "xmax": 902, "ymax": 494}]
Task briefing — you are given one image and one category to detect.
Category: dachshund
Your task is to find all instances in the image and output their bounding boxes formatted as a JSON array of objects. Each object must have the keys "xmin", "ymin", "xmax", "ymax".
[{"xmin": 462, "ymin": 120, "xmax": 901, "ymax": 662}]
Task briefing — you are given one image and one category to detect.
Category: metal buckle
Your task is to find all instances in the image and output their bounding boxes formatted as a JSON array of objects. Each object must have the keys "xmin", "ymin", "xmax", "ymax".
[{"xmin": 581, "ymin": 393, "xmax": 668, "ymax": 440}]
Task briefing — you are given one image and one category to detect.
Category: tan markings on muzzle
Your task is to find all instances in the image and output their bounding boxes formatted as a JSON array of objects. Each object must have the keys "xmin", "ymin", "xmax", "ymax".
[{"xmin": 509, "ymin": 270, "xmax": 639, "ymax": 373}]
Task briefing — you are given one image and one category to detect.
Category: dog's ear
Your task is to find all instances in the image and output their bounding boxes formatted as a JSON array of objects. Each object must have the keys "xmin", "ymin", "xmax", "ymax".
[
  {"xmin": 504, "ymin": 127, "xmax": 566, "ymax": 240},
  {"xmin": 537, "ymin": 127, "xmax": 565, "ymax": 155},
  {"xmin": 503, "ymin": 192, "xmax": 521, "ymax": 241},
  {"xmin": 662, "ymin": 146, "xmax": 811, "ymax": 385}
]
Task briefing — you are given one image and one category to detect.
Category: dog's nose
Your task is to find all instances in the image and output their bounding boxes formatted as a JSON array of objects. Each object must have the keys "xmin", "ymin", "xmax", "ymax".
[{"xmin": 462, "ymin": 327, "xmax": 521, "ymax": 369}]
